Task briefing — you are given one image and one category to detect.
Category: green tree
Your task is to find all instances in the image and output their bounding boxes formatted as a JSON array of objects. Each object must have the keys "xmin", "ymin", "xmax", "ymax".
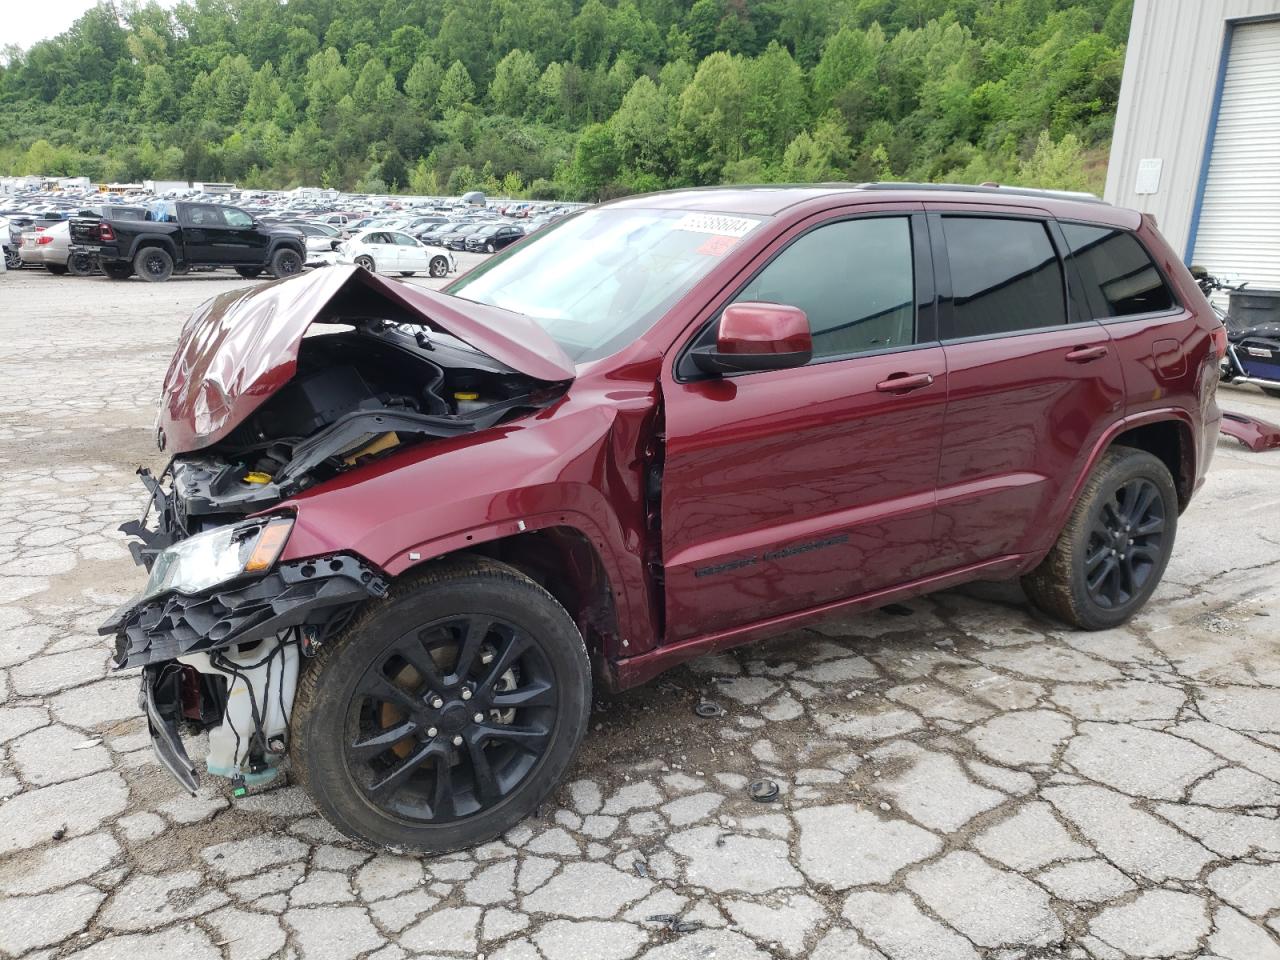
[
  {"xmin": 405, "ymin": 55, "xmax": 445, "ymax": 114},
  {"xmin": 612, "ymin": 75, "xmax": 671, "ymax": 176},
  {"xmin": 675, "ymin": 51, "xmax": 749, "ymax": 182},
  {"xmin": 437, "ymin": 60, "xmax": 476, "ymax": 114},
  {"xmin": 746, "ymin": 41, "xmax": 807, "ymax": 163},
  {"xmin": 490, "ymin": 49, "xmax": 539, "ymax": 117}
]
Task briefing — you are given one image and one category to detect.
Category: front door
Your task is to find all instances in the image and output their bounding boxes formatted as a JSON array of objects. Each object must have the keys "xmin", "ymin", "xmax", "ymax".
[
  {"xmin": 219, "ymin": 207, "xmax": 269, "ymax": 265},
  {"xmin": 660, "ymin": 210, "xmax": 948, "ymax": 642},
  {"xmin": 928, "ymin": 212, "xmax": 1125, "ymax": 569}
]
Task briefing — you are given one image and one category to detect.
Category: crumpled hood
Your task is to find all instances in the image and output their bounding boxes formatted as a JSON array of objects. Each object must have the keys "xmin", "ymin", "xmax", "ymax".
[{"xmin": 157, "ymin": 265, "xmax": 576, "ymax": 454}]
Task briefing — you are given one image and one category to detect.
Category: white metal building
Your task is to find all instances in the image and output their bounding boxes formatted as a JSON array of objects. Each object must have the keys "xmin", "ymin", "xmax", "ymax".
[{"xmin": 1106, "ymin": 0, "xmax": 1280, "ymax": 288}]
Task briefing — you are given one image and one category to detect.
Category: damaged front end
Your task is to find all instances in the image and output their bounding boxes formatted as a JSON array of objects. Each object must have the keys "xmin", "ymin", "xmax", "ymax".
[{"xmin": 102, "ymin": 266, "xmax": 573, "ymax": 794}]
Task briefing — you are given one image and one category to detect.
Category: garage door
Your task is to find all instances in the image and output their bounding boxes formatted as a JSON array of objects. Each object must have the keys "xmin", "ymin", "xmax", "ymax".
[{"xmin": 1191, "ymin": 19, "xmax": 1280, "ymax": 289}]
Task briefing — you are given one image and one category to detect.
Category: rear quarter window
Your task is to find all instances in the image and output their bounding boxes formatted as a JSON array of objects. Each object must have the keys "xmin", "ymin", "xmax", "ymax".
[{"xmin": 1060, "ymin": 223, "xmax": 1176, "ymax": 319}]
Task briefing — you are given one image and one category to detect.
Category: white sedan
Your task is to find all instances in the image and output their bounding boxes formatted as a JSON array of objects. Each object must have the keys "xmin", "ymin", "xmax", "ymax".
[{"xmin": 333, "ymin": 229, "xmax": 455, "ymax": 277}]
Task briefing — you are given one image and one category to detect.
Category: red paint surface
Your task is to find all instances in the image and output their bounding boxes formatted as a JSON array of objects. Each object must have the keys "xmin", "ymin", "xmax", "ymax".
[{"xmin": 164, "ymin": 187, "xmax": 1219, "ymax": 688}]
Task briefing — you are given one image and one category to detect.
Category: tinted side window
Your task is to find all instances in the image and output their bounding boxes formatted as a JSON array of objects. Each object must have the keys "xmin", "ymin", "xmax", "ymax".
[
  {"xmin": 733, "ymin": 217, "xmax": 916, "ymax": 360},
  {"xmin": 942, "ymin": 217, "xmax": 1067, "ymax": 338},
  {"xmin": 1060, "ymin": 223, "xmax": 1175, "ymax": 318},
  {"xmin": 187, "ymin": 205, "xmax": 225, "ymax": 226}
]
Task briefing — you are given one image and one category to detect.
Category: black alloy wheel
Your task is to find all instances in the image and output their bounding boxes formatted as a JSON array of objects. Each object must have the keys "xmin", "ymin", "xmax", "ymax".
[
  {"xmin": 135, "ymin": 247, "xmax": 173, "ymax": 282},
  {"xmin": 270, "ymin": 248, "xmax": 303, "ymax": 278},
  {"xmin": 291, "ymin": 559, "xmax": 591, "ymax": 852},
  {"xmin": 1083, "ymin": 477, "xmax": 1166, "ymax": 609},
  {"xmin": 1023, "ymin": 446, "xmax": 1177, "ymax": 630},
  {"xmin": 344, "ymin": 613, "xmax": 557, "ymax": 823}
]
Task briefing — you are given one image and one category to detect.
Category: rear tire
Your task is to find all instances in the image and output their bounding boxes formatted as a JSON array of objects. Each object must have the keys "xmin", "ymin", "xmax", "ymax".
[
  {"xmin": 1023, "ymin": 446, "xmax": 1177, "ymax": 630},
  {"xmin": 134, "ymin": 247, "xmax": 173, "ymax": 282},
  {"xmin": 103, "ymin": 263, "xmax": 132, "ymax": 280},
  {"xmin": 290, "ymin": 558, "xmax": 591, "ymax": 853},
  {"xmin": 269, "ymin": 248, "xmax": 303, "ymax": 278},
  {"xmin": 236, "ymin": 266, "xmax": 264, "ymax": 279}
]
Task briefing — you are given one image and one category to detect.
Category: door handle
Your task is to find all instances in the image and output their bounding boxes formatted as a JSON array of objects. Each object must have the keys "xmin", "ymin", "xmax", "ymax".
[
  {"xmin": 1065, "ymin": 345, "xmax": 1109, "ymax": 363},
  {"xmin": 875, "ymin": 372, "xmax": 934, "ymax": 393}
]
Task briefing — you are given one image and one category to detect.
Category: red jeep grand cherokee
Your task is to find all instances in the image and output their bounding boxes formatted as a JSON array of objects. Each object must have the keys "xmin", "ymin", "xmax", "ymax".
[{"xmin": 104, "ymin": 183, "xmax": 1223, "ymax": 851}]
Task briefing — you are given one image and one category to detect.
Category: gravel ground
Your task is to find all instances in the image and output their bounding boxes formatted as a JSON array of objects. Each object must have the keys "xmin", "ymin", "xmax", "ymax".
[{"xmin": 1, "ymin": 262, "xmax": 1279, "ymax": 960}]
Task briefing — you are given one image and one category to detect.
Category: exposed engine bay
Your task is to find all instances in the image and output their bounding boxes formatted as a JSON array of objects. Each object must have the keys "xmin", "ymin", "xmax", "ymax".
[
  {"xmin": 161, "ymin": 322, "xmax": 558, "ymax": 534},
  {"xmin": 102, "ymin": 272, "xmax": 572, "ymax": 794}
]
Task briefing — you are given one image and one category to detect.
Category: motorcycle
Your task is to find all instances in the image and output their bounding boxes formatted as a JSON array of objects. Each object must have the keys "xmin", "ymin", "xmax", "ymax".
[{"xmin": 1194, "ymin": 266, "xmax": 1280, "ymax": 399}]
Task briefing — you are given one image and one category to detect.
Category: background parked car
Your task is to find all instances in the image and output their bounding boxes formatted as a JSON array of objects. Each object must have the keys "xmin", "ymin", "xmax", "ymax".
[
  {"xmin": 335, "ymin": 229, "xmax": 455, "ymax": 277},
  {"xmin": 465, "ymin": 223, "xmax": 525, "ymax": 253},
  {"xmin": 18, "ymin": 220, "xmax": 74, "ymax": 274}
]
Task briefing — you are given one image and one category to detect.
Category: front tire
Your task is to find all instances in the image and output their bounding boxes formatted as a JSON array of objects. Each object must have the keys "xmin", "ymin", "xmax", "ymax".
[
  {"xmin": 355, "ymin": 255, "xmax": 376, "ymax": 273},
  {"xmin": 270, "ymin": 248, "xmax": 303, "ymax": 278},
  {"xmin": 1023, "ymin": 446, "xmax": 1177, "ymax": 630},
  {"xmin": 429, "ymin": 256, "xmax": 448, "ymax": 278},
  {"xmin": 291, "ymin": 558, "xmax": 591, "ymax": 853},
  {"xmin": 134, "ymin": 247, "xmax": 173, "ymax": 282}
]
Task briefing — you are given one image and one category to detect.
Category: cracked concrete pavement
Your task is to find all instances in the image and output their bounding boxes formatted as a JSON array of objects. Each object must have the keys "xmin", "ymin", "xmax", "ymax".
[{"xmin": 1, "ymin": 263, "xmax": 1279, "ymax": 960}]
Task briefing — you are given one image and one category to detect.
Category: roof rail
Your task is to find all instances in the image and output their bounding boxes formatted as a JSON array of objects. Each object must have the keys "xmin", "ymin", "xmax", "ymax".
[{"xmin": 856, "ymin": 182, "xmax": 1108, "ymax": 205}]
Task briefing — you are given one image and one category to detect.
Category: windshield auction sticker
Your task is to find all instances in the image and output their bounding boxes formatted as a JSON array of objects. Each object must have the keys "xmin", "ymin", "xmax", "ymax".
[
  {"xmin": 696, "ymin": 235, "xmax": 739, "ymax": 256},
  {"xmin": 673, "ymin": 213, "xmax": 759, "ymax": 237}
]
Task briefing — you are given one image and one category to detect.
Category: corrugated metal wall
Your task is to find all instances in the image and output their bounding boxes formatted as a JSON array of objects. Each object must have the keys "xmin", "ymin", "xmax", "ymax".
[{"xmin": 1104, "ymin": 0, "xmax": 1280, "ymax": 258}]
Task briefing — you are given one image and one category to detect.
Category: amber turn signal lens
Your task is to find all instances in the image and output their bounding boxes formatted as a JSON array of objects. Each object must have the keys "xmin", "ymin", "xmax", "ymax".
[{"xmin": 244, "ymin": 517, "xmax": 294, "ymax": 573}]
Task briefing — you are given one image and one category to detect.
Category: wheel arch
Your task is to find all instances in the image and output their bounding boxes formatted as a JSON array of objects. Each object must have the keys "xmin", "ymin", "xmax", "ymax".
[
  {"xmin": 128, "ymin": 234, "xmax": 179, "ymax": 260},
  {"xmin": 394, "ymin": 526, "xmax": 621, "ymax": 674},
  {"xmin": 1109, "ymin": 418, "xmax": 1195, "ymax": 511}
]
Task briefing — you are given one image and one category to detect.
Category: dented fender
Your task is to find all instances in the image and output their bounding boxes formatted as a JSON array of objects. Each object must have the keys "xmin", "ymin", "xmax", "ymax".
[{"xmin": 277, "ymin": 347, "xmax": 666, "ymax": 662}]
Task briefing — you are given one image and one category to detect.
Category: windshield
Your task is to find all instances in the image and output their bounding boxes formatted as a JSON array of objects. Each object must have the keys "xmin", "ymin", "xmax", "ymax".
[{"xmin": 446, "ymin": 206, "xmax": 766, "ymax": 361}]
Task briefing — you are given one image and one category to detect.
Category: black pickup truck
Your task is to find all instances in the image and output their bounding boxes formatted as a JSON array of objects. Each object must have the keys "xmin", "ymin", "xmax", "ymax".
[{"xmin": 70, "ymin": 201, "xmax": 305, "ymax": 282}]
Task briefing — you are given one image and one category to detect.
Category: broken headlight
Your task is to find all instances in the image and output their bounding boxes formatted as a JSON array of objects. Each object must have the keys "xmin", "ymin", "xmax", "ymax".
[{"xmin": 140, "ymin": 515, "xmax": 294, "ymax": 603}]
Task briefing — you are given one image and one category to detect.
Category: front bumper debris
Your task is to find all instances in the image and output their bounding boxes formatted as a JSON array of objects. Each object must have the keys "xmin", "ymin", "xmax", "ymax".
[
  {"xmin": 101, "ymin": 554, "xmax": 387, "ymax": 670},
  {"xmin": 141, "ymin": 663, "xmax": 200, "ymax": 793},
  {"xmin": 1220, "ymin": 411, "xmax": 1280, "ymax": 452}
]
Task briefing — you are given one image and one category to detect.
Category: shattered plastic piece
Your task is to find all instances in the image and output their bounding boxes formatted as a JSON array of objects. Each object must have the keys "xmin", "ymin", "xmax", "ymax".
[{"xmin": 749, "ymin": 779, "xmax": 780, "ymax": 802}]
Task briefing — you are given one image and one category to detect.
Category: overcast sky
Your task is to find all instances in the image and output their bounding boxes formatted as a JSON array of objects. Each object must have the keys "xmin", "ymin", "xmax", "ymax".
[{"xmin": 4, "ymin": 0, "xmax": 176, "ymax": 53}]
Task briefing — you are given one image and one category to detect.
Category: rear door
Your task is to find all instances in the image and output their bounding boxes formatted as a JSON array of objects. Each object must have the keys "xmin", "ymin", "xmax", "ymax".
[
  {"xmin": 928, "ymin": 210, "xmax": 1124, "ymax": 570},
  {"xmin": 180, "ymin": 204, "xmax": 228, "ymax": 262},
  {"xmin": 660, "ymin": 207, "xmax": 949, "ymax": 642}
]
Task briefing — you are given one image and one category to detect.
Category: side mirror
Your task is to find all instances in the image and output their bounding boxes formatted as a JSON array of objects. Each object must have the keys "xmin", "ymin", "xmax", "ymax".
[{"xmin": 691, "ymin": 302, "xmax": 813, "ymax": 376}]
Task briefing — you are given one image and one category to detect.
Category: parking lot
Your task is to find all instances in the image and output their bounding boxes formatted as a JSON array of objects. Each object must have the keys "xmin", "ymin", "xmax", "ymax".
[{"xmin": 1, "ymin": 264, "xmax": 1278, "ymax": 960}]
